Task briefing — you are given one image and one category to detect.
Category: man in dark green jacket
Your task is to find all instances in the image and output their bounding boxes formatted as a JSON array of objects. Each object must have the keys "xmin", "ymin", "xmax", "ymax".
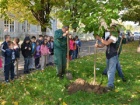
[{"xmin": 54, "ymin": 26, "xmax": 69, "ymax": 78}]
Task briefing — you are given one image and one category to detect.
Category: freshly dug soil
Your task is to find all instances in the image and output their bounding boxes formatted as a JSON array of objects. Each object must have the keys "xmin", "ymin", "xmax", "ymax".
[{"xmin": 67, "ymin": 78, "xmax": 108, "ymax": 94}]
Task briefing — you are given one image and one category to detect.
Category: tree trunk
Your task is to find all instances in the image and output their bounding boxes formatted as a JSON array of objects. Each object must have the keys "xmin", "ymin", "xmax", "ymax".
[{"xmin": 41, "ymin": 26, "xmax": 46, "ymax": 35}]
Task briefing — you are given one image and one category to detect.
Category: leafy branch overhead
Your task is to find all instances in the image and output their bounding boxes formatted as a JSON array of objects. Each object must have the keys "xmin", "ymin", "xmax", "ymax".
[
  {"xmin": 122, "ymin": 0, "xmax": 140, "ymax": 24},
  {"xmin": 57, "ymin": 0, "xmax": 122, "ymax": 36}
]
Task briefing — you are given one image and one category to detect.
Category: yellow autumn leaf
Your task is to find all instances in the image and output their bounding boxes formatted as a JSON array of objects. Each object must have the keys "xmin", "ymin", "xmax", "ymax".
[
  {"xmin": 13, "ymin": 101, "xmax": 18, "ymax": 105},
  {"xmin": 63, "ymin": 102, "xmax": 67, "ymax": 105},
  {"xmin": 1, "ymin": 100, "xmax": 7, "ymax": 105}
]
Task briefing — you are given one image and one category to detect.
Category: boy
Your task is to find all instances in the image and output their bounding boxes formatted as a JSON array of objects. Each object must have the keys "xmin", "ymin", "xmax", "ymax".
[
  {"xmin": 37, "ymin": 35, "xmax": 44, "ymax": 45},
  {"xmin": 75, "ymin": 36, "xmax": 81, "ymax": 58},
  {"xmin": 21, "ymin": 37, "xmax": 32, "ymax": 74},
  {"xmin": 1, "ymin": 35, "xmax": 11, "ymax": 73},
  {"xmin": 4, "ymin": 41, "xmax": 15, "ymax": 82},
  {"xmin": 29, "ymin": 36, "xmax": 36, "ymax": 70}
]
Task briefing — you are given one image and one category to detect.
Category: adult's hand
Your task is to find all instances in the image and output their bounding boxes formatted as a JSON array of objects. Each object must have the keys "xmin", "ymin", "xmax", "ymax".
[
  {"xmin": 96, "ymin": 35, "xmax": 101, "ymax": 40},
  {"xmin": 94, "ymin": 43, "xmax": 98, "ymax": 48}
]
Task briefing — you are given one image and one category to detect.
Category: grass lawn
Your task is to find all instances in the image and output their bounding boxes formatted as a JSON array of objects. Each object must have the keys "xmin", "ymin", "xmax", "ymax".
[{"xmin": 0, "ymin": 41, "xmax": 140, "ymax": 105}]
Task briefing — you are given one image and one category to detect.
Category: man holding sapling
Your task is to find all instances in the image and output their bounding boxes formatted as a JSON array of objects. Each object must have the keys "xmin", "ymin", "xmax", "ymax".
[
  {"xmin": 102, "ymin": 31, "xmax": 127, "ymax": 82},
  {"xmin": 95, "ymin": 25, "xmax": 119, "ymax": 90}
]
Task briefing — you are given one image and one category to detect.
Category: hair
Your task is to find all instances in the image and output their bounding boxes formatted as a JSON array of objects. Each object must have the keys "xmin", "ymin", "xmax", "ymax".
[
  {"xmin": 31, "ymin": 36, "xmax": 36, "ymax": 39},
  {"xmin": 5, "ymin": 35, "xmax": 10, "ymax": 40},
  {"xmin": 75, "ymin": 35, "xmax": 78, "ymax": 39},
  {"xmin": 39, "ymin": 35, "xmax": 43, "ymax": 37},
  {"xmin": 50, "ymin": 36, "xmax": 53, "ymax": 39},
  {"xmin": 43, "ymin": 39, "xmax": 48, "ymax": 45},
  {"xmin": 62, "ymin": 26, "xmax": 69, "ymax": 29},
  {"xmin": 7, "ymin": 41, "xmax": 13, "ymax": 47},
  {"xmin": 14, "ymin": 37, "xmax": 20, "ymax": 44}
]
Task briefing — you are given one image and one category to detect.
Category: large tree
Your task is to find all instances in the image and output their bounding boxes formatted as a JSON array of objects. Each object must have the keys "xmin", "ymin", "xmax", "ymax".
[
  {"xmin": 0, "ymin": 0, "xmax": 64, "ymax": 34},
  {"xmin": 122, "ymin": 0, "xmax": 140, "ymax": 24}
]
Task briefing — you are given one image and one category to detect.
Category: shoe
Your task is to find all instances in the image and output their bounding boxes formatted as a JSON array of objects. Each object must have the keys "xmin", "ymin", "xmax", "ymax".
[
  {"xmin": 122, "ymin": 77, "xmax": 127, "ymax": 82},
  {"xmin": 5, "ymin": 80, "xmax": 9, "ymax": 83},
  {"xmin": 102, "ymin": 72, "xmax": 107, "ymax": 75},
  {"xmin": 106, "ymin": 86, "xmax": 115, "ymax": 92},
  {"xmin": 26, "ymin": 71, "xmax": 30, "ymax": 74}
]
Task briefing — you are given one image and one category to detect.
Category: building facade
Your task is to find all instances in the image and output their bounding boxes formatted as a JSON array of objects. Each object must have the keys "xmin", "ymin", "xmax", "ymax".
[{"xmin": 0, "ymin": 19, "xmax": 57, "ymax": 39}]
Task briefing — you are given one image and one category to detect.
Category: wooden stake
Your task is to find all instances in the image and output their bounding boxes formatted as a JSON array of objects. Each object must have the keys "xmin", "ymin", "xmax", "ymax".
[
  {"xmin": 117, "ymin": 37, "xmax": 123, "ymax": 54},
  {"xmin": 93, "ymin": 40, "xmax": 98, "ymax": 85},
  {"xmin": 66, "ymin": 35, "xmax": 69, "ymax": 70}
]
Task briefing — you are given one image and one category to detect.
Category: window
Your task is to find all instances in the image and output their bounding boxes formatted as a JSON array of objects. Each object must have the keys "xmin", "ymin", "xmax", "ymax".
[{"xmin": 4, "ymin": 20, "xmax": 15, "ymax": 32}]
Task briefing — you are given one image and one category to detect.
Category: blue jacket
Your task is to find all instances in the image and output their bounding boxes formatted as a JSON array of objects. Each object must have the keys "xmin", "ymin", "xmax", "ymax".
[
  {"xmin": 1, "ymin": 41, "xmax": 8, "ymax": 57},
  {"xmin": 75, "ymin": 39, "xmax": 81, "ymax": 47},
  {"xmin": 5, "ymin": 49, "xmax": 15, "ymax": 64}
]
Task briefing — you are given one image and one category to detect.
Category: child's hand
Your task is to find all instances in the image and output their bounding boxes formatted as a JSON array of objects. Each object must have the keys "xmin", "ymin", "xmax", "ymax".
[{"xmin": 25, "ymin": 47, "xmax": 27, "ymax": 49}]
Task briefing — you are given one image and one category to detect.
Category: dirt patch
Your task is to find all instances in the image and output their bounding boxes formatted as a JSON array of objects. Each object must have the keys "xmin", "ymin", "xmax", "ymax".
[{"xmin": 67, "ymin": 78, "xmax": 108, "ymax": 94}]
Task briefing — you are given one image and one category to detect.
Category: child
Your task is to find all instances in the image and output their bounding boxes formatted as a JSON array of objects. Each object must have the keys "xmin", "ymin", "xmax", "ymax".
[
  {"xmin": 40, "ymin": 39, "xmax": 50, "ymax": 70},
  {"xmin": 47, "ymin": 36, "xmax": 51, "ymax": 65},
  {"xmin": 1, "ymin": 35, "xmax": 11, "ymax": 73},
  {"xmin": 49, "ymin": 36, "xmax": 54, "ymax": 65},
  {"xmin": 72, "ymin": 38, "xmax": 77, "ymax": 59},
  {"xmin": 69, "ymin": 34, "xmax": 74, "ymax": 60},
  {"xmin": 4, "ymin": 41, "xmax": 15, "ymax": 82},
  {"xmin": 37, "ymin": 35, "xmax": 44, "ymax": 45},
  {"xmin": 21, "ymin": 37, "xmax": 32, "ymax": 74},
  {"xmin": 75, "ymin": 36, "xmax": 81, "ymax": 58},
  {"xmin": 29, "ymin": 36, "xmax": 36, "ymax": 70},
  {"xmin": 34, "ymin": 41, "xmax": 41, "ymax": 69},
  {"xmin": 13, "ymin": 37, "xmax": 20, "ymax": 76}
]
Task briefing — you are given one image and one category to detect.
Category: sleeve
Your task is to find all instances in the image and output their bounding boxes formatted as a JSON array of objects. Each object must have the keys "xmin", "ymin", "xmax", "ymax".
[
  {"xmin": 5, "ymin": 49, "xmax": 11, "ymax": 57},
  {"xmin": 122, "ymin": 38, "xmax": 126, "ymax": 44},
  {"xmin": 1, "ymin": 43, "xmax": 6, "ymax": 52},
  {"xmin": 40, "ymin": 45, "xmax": 43, "ymax": 53},
  {"xmin": 110, "ymin": 36, "xmax": 117, "ymax": 43},
  {"xmin": 54, "ymin": 30, "xmax": 63, "ymax": 39},
  {"xmin": 21, "ymin": 44, "xmax": 25, "ymax": 51}
]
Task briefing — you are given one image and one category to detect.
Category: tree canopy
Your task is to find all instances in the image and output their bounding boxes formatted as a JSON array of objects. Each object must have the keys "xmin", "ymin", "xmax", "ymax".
[{"xmin": 122, "ymin": 0, "xmax": 140, "ymax": 24}]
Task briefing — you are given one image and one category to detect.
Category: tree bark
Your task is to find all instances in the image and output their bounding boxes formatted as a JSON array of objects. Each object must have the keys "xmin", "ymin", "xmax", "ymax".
[{"xmin": 41, "ymin": 26, "xmax": 46, "ymax": 35}]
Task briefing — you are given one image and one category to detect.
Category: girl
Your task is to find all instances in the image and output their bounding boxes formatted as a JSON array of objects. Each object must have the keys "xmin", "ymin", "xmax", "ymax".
[
  {"xmin": 34, "ymin": 41, "xmax": 41, "ymax": 69},
  {"xmin": 21, "ymin": 37, "xmax": 32, "ymax": 74},
  {"xmin": 40, "ymin": 39, "xmax": 50, "ymax": 70},
  {"xmin": 13, "ymin": 37, "xmax": 20, "ymax": 76},
  {"xmin": 69, "ymin": 34, "xmax": 74, "ymax": 60}
]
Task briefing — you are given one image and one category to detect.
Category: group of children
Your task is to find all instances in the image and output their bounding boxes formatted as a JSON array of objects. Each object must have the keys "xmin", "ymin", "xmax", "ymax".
[
  {"xmin": 1, "ymin": 35, "xmax": 54, "ymax": 82},
  {"xmin": 69, "ymin": 35, "xmax": 81, "ymax": 60}
]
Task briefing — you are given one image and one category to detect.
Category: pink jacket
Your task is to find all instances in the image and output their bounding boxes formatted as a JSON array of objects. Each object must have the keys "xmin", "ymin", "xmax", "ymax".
[
  {"xmin": 69, "ymin": 39, "xmax": 74, "ymax": 50},
  {"xmin": 40, "ymin": 45, "xmax": 50, "ymax": 55}
]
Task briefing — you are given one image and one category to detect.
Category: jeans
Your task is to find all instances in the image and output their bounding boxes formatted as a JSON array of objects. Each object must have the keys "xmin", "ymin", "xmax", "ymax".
[
  {"xmin": 106, "ymin": 55, "xmax": 118, "ymax": 87},
  {"xmin": 29, "ymin": 56, "xmax": 35, "ymax": 69},
  {"xmin": 103, "ymin": 58, "xmax": 124, "ymax": 78},
  {"xmin": 72, "ymin": 50, "xmax": 76, "ymax": 59},
  {"xmin": 24, "ymin": 57, "xmax": 30, "ymax": 72},
  {"xmin": 5, "ymin": 62, "xmax": 14, "ymax": 81},
  {"xmin": 35, "ymin": 57, "xmax": 40, "ymax": 67}
]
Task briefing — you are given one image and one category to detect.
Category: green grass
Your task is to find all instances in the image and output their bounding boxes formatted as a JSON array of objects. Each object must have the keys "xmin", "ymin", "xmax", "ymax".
[{"xmin": 0, "ymin": 41, "xmax": 140, "ymax": 105}]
